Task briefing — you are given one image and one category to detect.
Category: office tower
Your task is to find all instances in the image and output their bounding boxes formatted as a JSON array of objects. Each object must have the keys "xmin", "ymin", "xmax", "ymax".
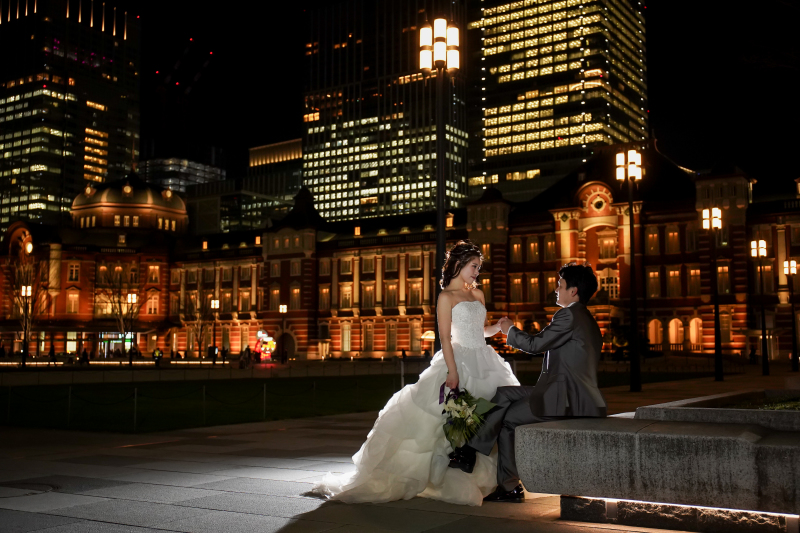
[
  {"xmin": 248, "ymin": 139, "xmax": 304, "ymax": 203},
  {"xmin": 467, "ymin": 0, "xmax": 648, "ymax": 201},
  {"xmin": 303, "ymin": 0, "xmax": 469, "ymax": 221},
  {"xmin": 0, "ymin": 0, "xmax": 140, "ymax": 232},
  {"xmin": 141, "ymin": 158, "xmax": 225, "ymax": 194}
]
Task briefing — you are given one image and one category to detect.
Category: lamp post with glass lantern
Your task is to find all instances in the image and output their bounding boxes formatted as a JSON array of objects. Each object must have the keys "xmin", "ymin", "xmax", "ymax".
[
  {"xmin": 126, "ymin": 293, "xmax": 137, "ymax": 366},
  {"xmin": 784, "ymin": 259, "xmax": 799, "ymax": 372},
  {"xmin": 211, "ymin": 298, "xmax": 220, "ymax": 359},
  {"xmin": 21, "ymin": 284, "xmax": 32, "ymax": 365},
  {"xmin": 703, "ymin": 208, "xmax": 724, "ymax": 381},
  {"xmin": 420, "ymin": 17, "xmax": 459, "ymax": 353},
  {"xmin": 616, "ymin": 149, "xmax": 642, "ymax": 392},
  {"xmin": 751, "ymin": 240, "xmax": 770, "ymax": 376},
  {"xmin": 279, "ymin": 304, "xmax": 288, "ymax": 363}
]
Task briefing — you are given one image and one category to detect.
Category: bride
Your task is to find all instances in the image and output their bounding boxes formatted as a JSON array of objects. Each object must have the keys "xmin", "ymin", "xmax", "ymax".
[{"xmin": 312, "ymin": 240, "xmax": 520, "ymax": 506}]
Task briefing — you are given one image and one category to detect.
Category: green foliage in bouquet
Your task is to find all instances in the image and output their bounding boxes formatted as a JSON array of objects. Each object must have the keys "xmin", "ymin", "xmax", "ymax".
[{"xmin": 440, "ymin": 386, "xmax": 496, "ymax": 449}]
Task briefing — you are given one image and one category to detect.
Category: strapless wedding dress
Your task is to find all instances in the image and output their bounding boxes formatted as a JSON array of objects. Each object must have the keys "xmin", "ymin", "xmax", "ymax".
[{"xmin": 312, "ymin": 300, "xmax": 520, "ymax": 506}]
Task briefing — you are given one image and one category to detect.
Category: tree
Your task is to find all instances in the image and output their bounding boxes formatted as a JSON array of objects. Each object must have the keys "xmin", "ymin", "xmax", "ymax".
[
  {"xmin": 8, "ymin": 248, "xmax": 49, "ymax": 368},
  {"xmin": 182, "ymin": 289, "xmax": 215, "ymax": 359},
  {"xmin": 96, "ymin": 260, "xmax": 147, "ymax": 366}
]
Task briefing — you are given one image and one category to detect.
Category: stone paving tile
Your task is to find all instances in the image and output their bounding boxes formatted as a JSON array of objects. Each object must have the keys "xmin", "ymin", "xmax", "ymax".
[
  {"xmin": 291, "ymin": 502, "xmax": 465, "ymax": 532},
  {"xmin": 0, "ymin": 508, "xmax": 82, "ymax": 533},
  {"xmin": 0, "ymin": 492, "xmax": 108, "ymax": 513},
  {"xmin": 294, "ymin": 461, "xmax": 358, "ymax": 474},
  {"xmin": 0, "ymin": 469, "xmax": 39, "ymax": 483},
  {"xmin": 0, "ymin": 486, "xmax": 35, "ymax": 497},
  {"xmin": 33, "ymin": 522, "xmax": 180, "ymax": 533},
  {"xmin": 212, "ymin": 457, "xmax": 323, "ymax": 469},
  {"xmin": 78, "ymin": 482, "xmax": 227, "ymax": 503},
  {"xmin": 52, "ymin": 455, "xmax": 148, "ymax": 468},
  {"xmin": 373, "ymin": 495, "xmax": 561, "ymax": 520},
  {"xmin": 209, "ymin": 466, "xmax": 326, "ymax": 482},
  {"xmin": 155, "ymin": 509, "xmax": 336, "ymax": 533},
  {"xmin": 46, "ymin": 499, "xmax": 214, "ymax": 528},
  {"xmin": 175, "ymin": 492, "xmax": 328, "ymax": 517},
  {"xmin": 103, "ymin": 470, "xmax": 234, "ymax": 487},
  {"xmin": 294, "ymin": 454, "xmax": 354, "ymax": 464},
  {"xmin": 192, "ymin": 478, "xmax": 315, "ymax": 498},
  {"xmin": 0, "ymin": 475, "xmax": 132, "ymax": 494},
  {"xmin": 122, "ymin": 460, "xmax": 233, "ymax": 474}
]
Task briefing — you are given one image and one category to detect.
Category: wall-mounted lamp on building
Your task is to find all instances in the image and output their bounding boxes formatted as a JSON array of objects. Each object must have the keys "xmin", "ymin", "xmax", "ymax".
[
  {"xmin": 255, "ymin": 235, "xmax": 261, "ymax": 245},
  {"xmin": 127, "ymin": 293, "xmax": 137, "ymax": 304},
  {"xmin": 202, "ymin": 241, "xmax": 208, "ymax": 250},
  {"xmin": 21, "ymin": 285, "xmax": 32, "ymax": 297},
  {"xmin": 24, "ymin": 242, "xmax": 33, "ymax": 254}
]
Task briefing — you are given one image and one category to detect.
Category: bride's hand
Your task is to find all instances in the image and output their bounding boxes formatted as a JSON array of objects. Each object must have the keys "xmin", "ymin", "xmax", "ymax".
[{"xmin": 445, "ymin": 369, "xmax": 459, "ymax": 390}]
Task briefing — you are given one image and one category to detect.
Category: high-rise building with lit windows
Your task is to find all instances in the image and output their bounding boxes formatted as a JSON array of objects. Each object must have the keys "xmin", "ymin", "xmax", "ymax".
[
  {"xmin": 467, "ymin": 0, "xmax": 648, "ymax": 201},
  {"xmin": 0, "ymin": 0, "xmax": 140, "ymax": 232},
  {"xmin": 141, "ymin": 158, "xmax": 225, "ymax": 194},
  {"xmin": 302, "ymin": 0, "xmax": 469, "ymax": 221}
]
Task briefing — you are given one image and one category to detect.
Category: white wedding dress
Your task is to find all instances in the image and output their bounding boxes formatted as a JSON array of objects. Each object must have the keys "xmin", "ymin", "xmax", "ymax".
[{"xmin": 312, "ymin": 300, "xmax": 520, "ymax": 506}]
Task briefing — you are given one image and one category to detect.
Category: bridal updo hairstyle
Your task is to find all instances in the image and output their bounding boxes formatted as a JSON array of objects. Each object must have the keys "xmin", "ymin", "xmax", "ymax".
[
  {"xmin": 440, "ymin": 240, "xmax": 483, "ymax": 289},
  {"xmin": 558, "ymin": 262, "xmax": 598, "ymax": 304}
]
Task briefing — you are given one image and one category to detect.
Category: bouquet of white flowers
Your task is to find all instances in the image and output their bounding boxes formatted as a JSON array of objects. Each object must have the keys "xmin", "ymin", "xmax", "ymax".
[{"xmin": 439, "ymin": 384, "xmax": 496, "ymax": 449}]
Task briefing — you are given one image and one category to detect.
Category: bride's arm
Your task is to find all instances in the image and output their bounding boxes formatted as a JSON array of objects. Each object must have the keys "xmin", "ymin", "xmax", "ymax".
[{"xmin": 437, "ymin": 293, "xmax": 459, "ymax": 389}]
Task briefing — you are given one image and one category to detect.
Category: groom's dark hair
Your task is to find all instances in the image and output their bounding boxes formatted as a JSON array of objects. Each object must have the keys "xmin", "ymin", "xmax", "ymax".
[{"xmin": 558, "ymin": 263, "xmax": 598, "ymax": 304}]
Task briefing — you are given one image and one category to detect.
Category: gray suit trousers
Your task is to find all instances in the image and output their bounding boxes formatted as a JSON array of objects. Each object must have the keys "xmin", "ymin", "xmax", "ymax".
[{"xmin": 467, "ymin": 386, "xmax": 563, "ymax": 491}]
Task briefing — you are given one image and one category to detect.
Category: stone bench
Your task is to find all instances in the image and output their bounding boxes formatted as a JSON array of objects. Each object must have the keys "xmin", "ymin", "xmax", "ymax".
[{"xmin": 516, "ymin": 391, "xmax": 800, "ymax": 532}]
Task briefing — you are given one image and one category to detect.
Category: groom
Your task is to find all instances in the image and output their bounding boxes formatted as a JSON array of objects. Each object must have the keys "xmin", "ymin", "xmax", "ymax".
[{"xmin": 448, "ymin": 263, "xmax": 607, "ymax": 502}]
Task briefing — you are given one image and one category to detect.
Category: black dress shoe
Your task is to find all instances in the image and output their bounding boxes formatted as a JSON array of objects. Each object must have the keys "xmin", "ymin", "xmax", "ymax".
[
  {"xmin": 447, "ymin": 446, "xmax": 476, "ymax": 474},
  {"xmin": 483, "ymin": 483, "xmax": 525, "ymax": 503}
]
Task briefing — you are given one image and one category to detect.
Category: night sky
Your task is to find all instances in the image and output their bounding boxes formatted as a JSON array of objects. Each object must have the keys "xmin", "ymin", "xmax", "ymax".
[{"xmin": 133, "ymin": 0, "xmax": 798, "ymax": 192}]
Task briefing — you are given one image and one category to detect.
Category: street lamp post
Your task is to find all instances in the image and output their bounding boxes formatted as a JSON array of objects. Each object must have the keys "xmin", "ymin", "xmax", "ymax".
[
  {"xmin": 784, "ymin": 259, "xmax": 799, "ymax": 372},
  {"xmin": 211, "ymin": 298, "xmax": 220, "ymax": 359},
  {"xmin": 21, "ymin": 284, "xmax": 32, "ymax": 366},
  {"xmin": 703, "ymin": 208, "xmax": 724, "ymax": 381},
  {"xmin": 616, "ymin": 149, "xmax": 642, "ymax": 392},
  {"xmin": 751, "ymin": 240, "xmax": 770, "ymax": 376},
  {"xmin": 420, "ymin": 17, "xmax": 459, "ymax": 353},
  {"xmin": 126, "ymin": 293, "xmax": 137, "ymax": 366},
  {"xmin": 279, "ymin": 304, "xmax": 288, "ymax": 363}
]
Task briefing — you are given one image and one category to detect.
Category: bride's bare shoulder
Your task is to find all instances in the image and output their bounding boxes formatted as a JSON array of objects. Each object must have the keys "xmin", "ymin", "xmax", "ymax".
[
  {"xmin": 471, "ymin": 288, "xmax": 486, "ymax": 304},
  {"xmin": 437, "ymin": 290, "xmax": 454, "ymax": 308}
]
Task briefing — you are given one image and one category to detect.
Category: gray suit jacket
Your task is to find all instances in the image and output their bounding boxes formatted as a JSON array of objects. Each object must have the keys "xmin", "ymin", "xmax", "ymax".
[{"xmin": 507, "ymin": 303, "xmax": 607, "ymax": 417}]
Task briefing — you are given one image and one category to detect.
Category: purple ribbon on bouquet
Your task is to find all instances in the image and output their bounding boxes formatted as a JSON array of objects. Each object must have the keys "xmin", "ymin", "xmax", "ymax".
[{"xmin": 439, "ymin": 382, "xmax": 461, "ymax": 404}]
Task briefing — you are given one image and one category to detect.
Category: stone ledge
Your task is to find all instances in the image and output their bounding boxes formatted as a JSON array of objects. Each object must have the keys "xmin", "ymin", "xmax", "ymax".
[
  {"xmin": 561, "ymin": 496, "xmax": 800, "ymax": 533},
  {"xmin": 516, "ymin": 417, "xmax": 800, "ymax": 515}
]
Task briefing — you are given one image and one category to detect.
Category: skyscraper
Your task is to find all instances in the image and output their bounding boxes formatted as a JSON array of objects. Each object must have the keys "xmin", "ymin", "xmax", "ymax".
[
  {"xmin": 467, "ymin": 0, "xmax": 648, "ymax": 201},
  {"xmin": 141, "ymin": 158, "xmax": 225, "ymax": 194},
  {"xmin": 302, "ymin": 0, "xmax": 469, "ymax": 221},
  {"xmin": 0, "ymin": 0, "xmax": 140, "ymax": 232}
]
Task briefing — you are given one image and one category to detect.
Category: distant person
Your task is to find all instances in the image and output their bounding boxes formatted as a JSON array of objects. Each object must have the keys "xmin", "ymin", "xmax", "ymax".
[
  {"xmin": 99, "ymin": 347, "xmax": 105, "ymax": 359},
  {"xmin": 0, "ymin": 343, "xmax": 5, "ymax": 358},
  {"xmin": 209, "ymin": 344, "xmax": 218, "ymax": 365},
  {"xmin": 153, "ymin": 347, "xmax": 163, "ymax": 368},
  {"xmin": 749, "ymin": 347, "xmax": 757, "ymax": 365},
  {"xmin": 281, "ymin": 349, "xmax": 288, "ymax": 365},
  {"xmin": 244, "ymin": 345, "xmax": 251, "ymax": 363},
  {"xmin": 423, "ymin": 349, "xmax": 431, "ymax": 362},
  {"xmin": 48, "ymin": 345, "xmax": 57, "ymax": 366},
  {"xmin": 114, "ymin": 347, "xmax": 122, "ymax": 358},
  {"xmin": 80, "ymin": 348, "xmax": 89, "ymax": 366},
  {"xmin": 401, "ymin": 349, "xmax": 407, "ymax": 361},
  {"xmin": 221, "ymin": 346, "xmax": 228, "ymax": 364}
]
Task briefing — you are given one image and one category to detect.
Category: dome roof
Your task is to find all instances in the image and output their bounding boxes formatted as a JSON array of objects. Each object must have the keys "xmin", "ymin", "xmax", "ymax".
[{"xmin": 72, "ymin": 172, "xmax": 186, "ymax": 212}]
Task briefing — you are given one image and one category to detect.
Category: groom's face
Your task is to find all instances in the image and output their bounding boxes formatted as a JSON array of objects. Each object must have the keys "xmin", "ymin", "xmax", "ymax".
[{"xmin": 555, "ymin": 277, "xmax": 579, "ymax": 306}]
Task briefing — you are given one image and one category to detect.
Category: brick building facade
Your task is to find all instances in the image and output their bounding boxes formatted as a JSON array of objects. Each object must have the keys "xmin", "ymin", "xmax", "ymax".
[{"xmin": 1, "ymin": 142, "xmax": 796, "ymax": 361}]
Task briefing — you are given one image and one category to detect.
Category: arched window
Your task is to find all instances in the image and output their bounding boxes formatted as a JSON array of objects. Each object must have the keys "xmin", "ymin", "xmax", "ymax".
[
  {"xmin": 668, "ymin": 319, "xmax": 684, "ymax": 345},
  {"xmin": 689, "ymin": 318, "xmax": 702, "ymax": 347},
  {"xmin": 648, "ymin": 319, "xmax": 663, "ymax": 346}
]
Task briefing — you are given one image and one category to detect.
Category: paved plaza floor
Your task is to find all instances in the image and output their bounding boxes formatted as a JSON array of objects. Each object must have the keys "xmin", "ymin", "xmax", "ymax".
[{"xmin": 0, "ymin": 364, "xmax": 795, "ymax": 533}]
